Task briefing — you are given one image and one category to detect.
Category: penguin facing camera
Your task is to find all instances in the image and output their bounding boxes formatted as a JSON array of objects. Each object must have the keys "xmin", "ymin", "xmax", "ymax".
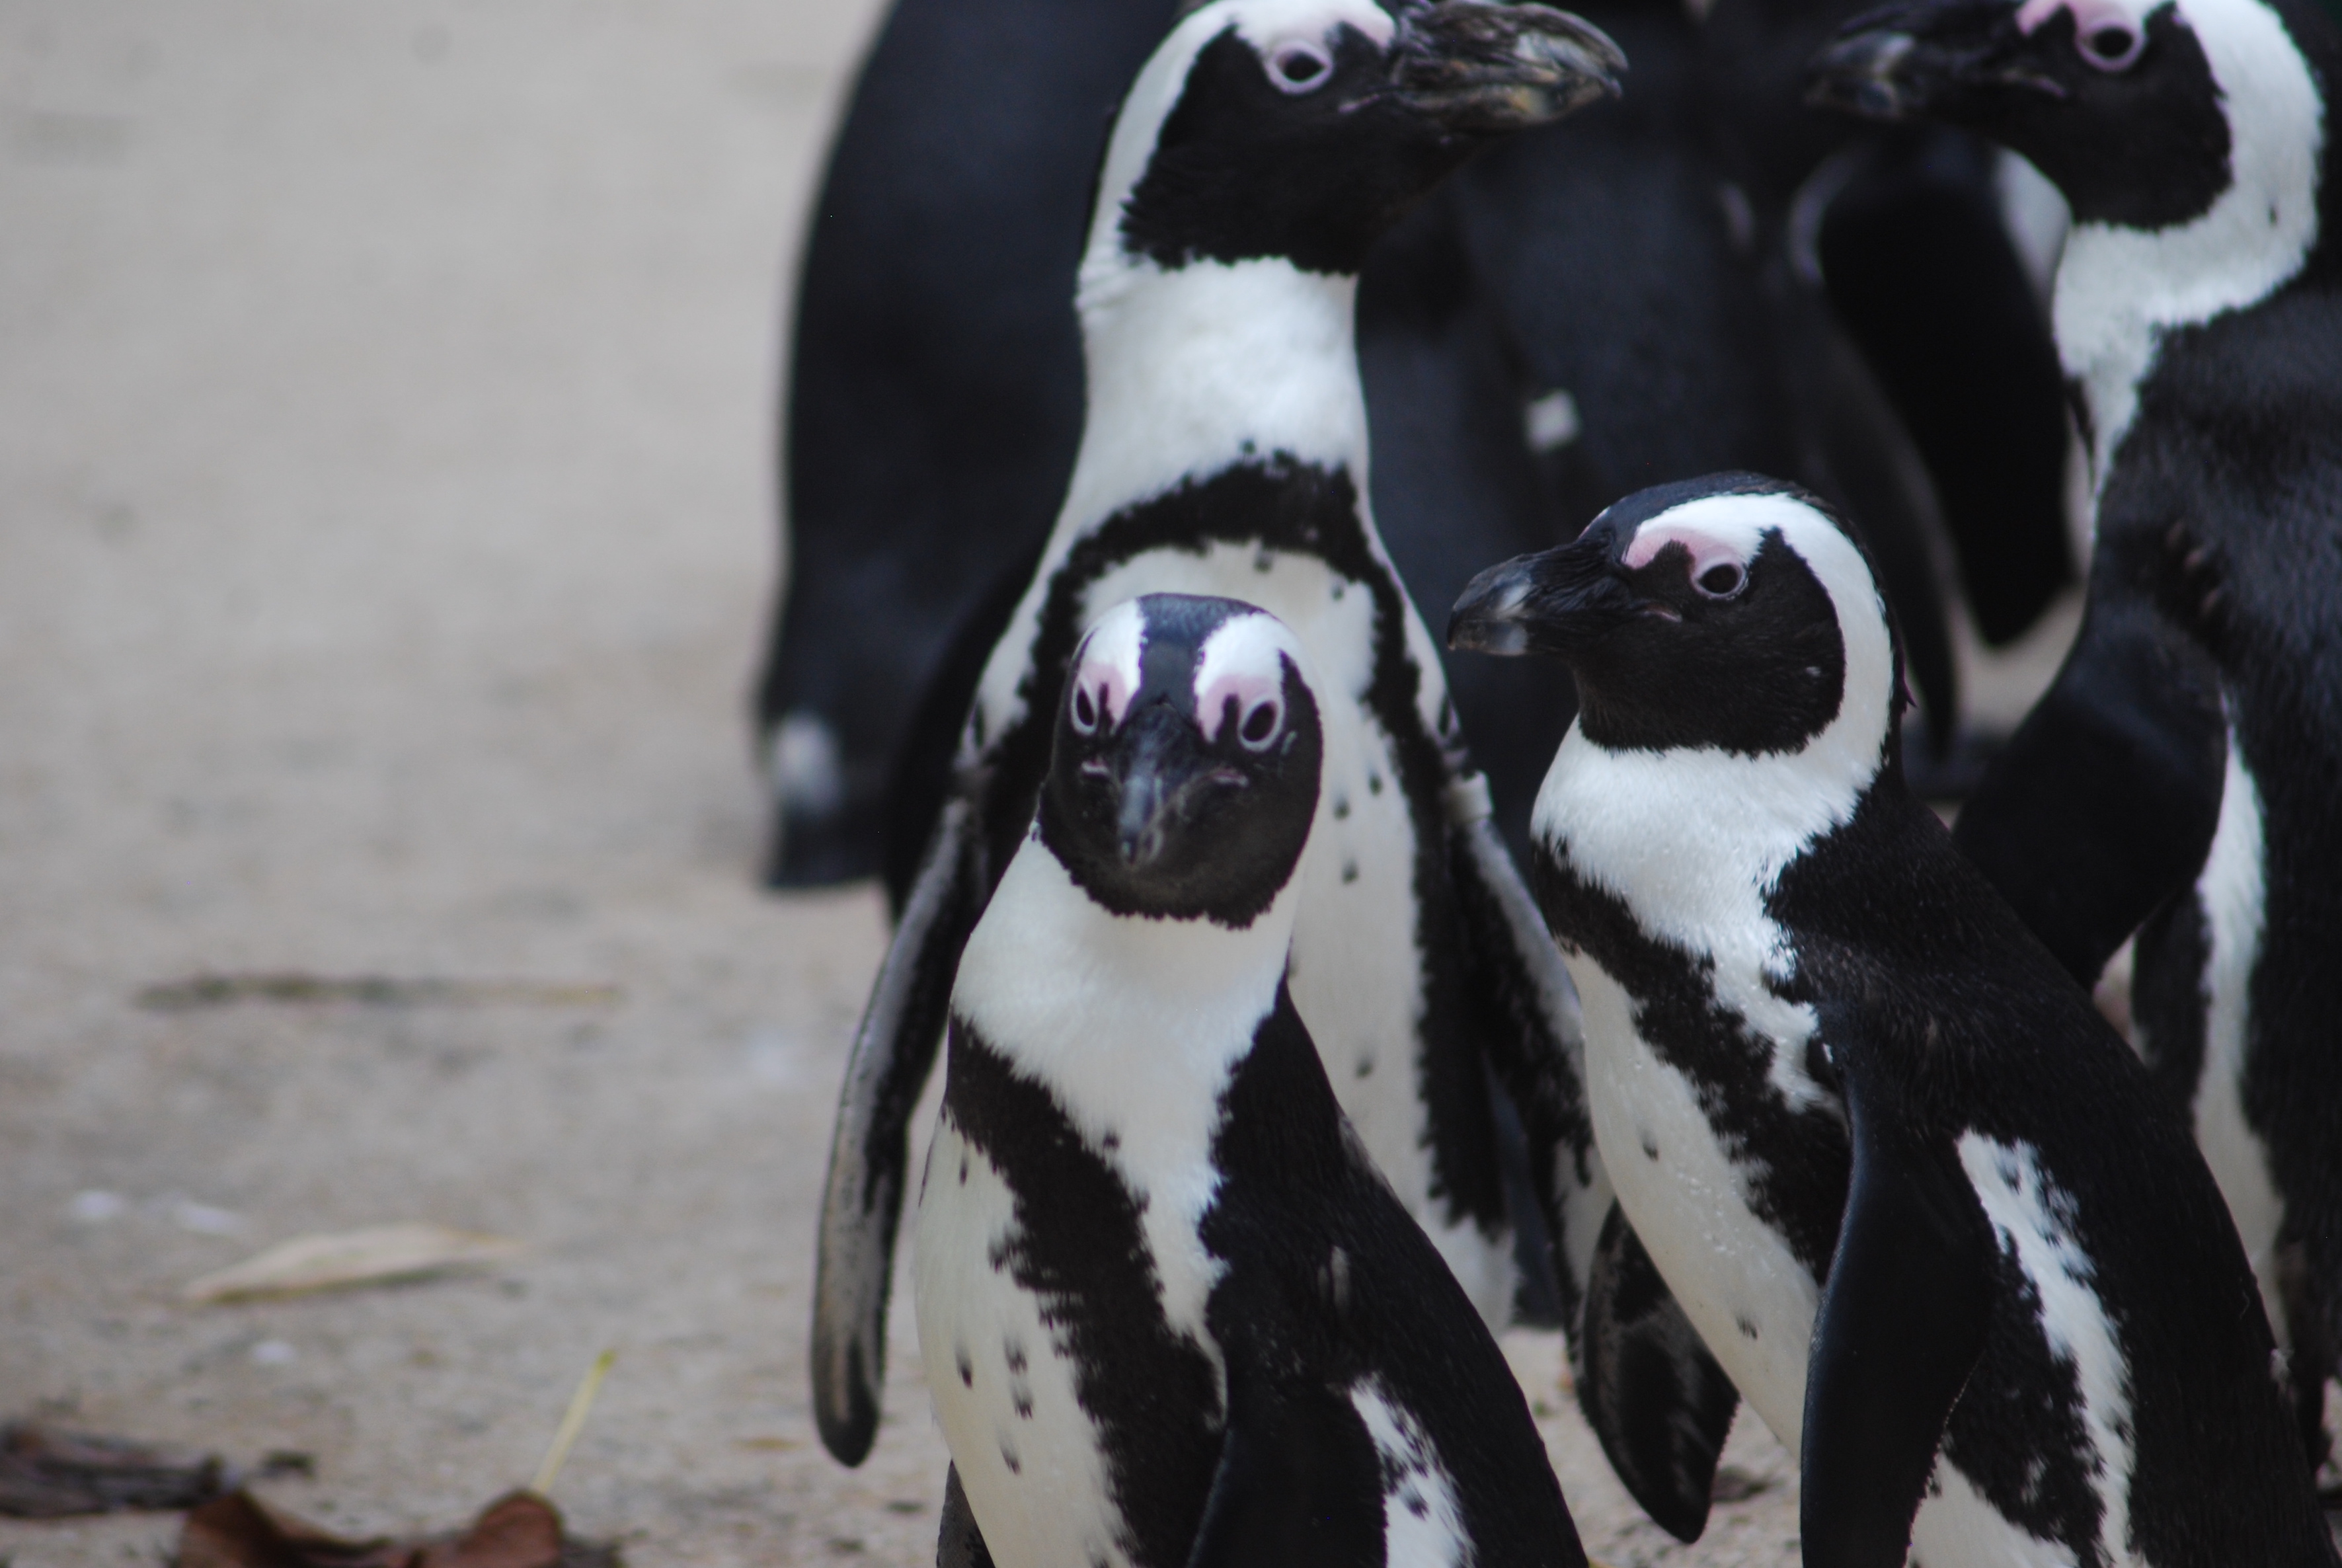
[
  {"xmin": 1813, "ymin": 0, "xmax": 2342, "ymax": 1469},
  {"xmin": 1450, "ymin": 473, "xmax": 2338, "ymax": 1568},
  {"xmin": 916, "ymin": 592, "xmax": 1588, "ymax": 1568},
  {"xmin": 809, "ymin": 3, "xmax": 1739, "ymax": 1534}
]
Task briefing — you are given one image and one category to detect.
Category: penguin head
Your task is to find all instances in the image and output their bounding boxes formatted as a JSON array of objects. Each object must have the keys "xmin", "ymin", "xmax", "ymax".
[
  {"xmin": 1086, "ymin": 0, "xmax": 1625, "ymax": 279},
  {"xmin": 1039, "ymin": 594, "xmax": 1324, "ymax": 927},
  {"xmin": 1447, "ymin": 475, "xmax": 1902, "ymax": 762},
  {"xmin": 1807, "ymin": 0, "xmax": 2331, "ymax": 234}
]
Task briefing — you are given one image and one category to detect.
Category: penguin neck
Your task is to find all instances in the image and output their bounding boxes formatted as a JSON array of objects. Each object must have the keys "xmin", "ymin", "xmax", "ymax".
[
  {"xmin": 1533, "ymin": 686, "xmax": 1893, "ymax": 1119},
  {"xmin": 953, "ymin": 832, "xmax": 1304, "ymax": 1121},
  {"xmin": 1059, "ymin": 253, "xmax": 1370, "ymax": 535},
  {"xmin": 2053, "ymin": 0, "xmax": 2327, "ymax": 490},
  {"xmin": 1533, "ymin": 543, "xmax": 1898, "ymax": 968}
]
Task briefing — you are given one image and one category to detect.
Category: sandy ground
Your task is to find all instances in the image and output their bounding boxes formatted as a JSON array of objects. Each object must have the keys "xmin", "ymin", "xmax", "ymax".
[{"xmin": 0, "ymin": 3, "xmax": 2107, "ymax": 1565}]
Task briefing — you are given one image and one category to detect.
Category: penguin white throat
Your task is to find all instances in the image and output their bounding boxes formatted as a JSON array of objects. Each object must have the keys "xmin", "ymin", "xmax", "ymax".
[
  {"xmin": 954, "ymin": 594, "xmax": 1321, "ymax": 1181},
  {"xmin": 1068, "ymin": 259, "xmax": 1366, "ymax": 534},
  {"xmin": 1061, "ymin": 0, "xmax": 1401, "ymax": 528},
  {"xmin": 1060, "ymin": 0, "xmax": 1630, "ymax": 528}
]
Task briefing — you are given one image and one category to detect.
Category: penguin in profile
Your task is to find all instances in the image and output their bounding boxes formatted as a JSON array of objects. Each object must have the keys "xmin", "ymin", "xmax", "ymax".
[
  {"xmin": 1812, "ymin": 0, "xmax": 2342, "ymax": 1466},
  {"xmin": 1449, "ymin": 474, "xmax": 2339, "ymax": 1568},
  {"xmin": 813, "ymin": 0, "xmax": 1737, "ymax": 1523},
  {"xmin": 915, "ymin": 593, "xmax": 1587, "ymax": 1568}
]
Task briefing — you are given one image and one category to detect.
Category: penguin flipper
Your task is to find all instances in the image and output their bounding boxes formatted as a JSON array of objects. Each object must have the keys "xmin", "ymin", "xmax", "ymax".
[
  {"xmin": 811, "ymin": 797, "xmax": 988, "ymax": 1464},
  {"xmin": 1799, "ymin": 1007, "xmax": 1992, "ymax": 1568},
  {"xmin": 1446, "ymin": 812, "xmax": 1595, "ymax": 1325},
  {"xmin": 1185, "ymin": 1359, "xmax": 1384, "ymax": 1568},
  {"xmin": 937, "ymin": 1466, "xmax": 996, "ymax": 1568},
  {"xmin": 1951, "ymin": 592, "xmax": 2226, "ymax": 986},
  {"xmin": 1577, "ymin": 1201, "xmax": 1740, "ymax": 1544}
]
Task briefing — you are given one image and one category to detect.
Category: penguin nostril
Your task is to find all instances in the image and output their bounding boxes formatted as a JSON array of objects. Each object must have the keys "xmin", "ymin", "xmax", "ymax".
[
  {"xmin": 1267, "ymin": 40, "xmax": 1333, "ymax": 94},
  {"xmin": 2079, "ymin": 22, "xmax": 2143, "ymax": 68}
]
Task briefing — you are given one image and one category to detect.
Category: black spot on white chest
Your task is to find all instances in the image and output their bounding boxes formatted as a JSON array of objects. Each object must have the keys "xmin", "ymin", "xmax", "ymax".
[
  {"xmin": 1533, "ymin": 853, "xmax": 1852, "ymax": 1274},
  {"xmin": 914, "ymin": 1027, "xmax": 1224, "ymax": 1568}
]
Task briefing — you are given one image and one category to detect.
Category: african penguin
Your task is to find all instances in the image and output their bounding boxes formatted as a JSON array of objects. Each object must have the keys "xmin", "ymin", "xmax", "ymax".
[
  {"xmin": 759, "ymin": 0, "xmax": 2072, "ymax": 892},
  {"xmin": 1449, "ymin": 474, "xmax": 2339, "ymax": 1568},
  {"xmin": 810, "ymin": 0, "xmax": 1676, "ymax": 1481},
  {"xmin": 913, "ymin": 593, "xmax": 1586, "ymax": 1568},
  {"xmin": 1813, "ymin": 0, "xmax": 2342, "ymax": 1467}
]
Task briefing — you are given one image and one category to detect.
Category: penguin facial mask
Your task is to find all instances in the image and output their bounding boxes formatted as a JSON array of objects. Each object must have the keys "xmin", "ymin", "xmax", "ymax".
[
  {"xmin": 1448, "ymin": 475, "xmax": 1898, "ymax": 760},
  {"xmin": 1094, "ymin": 0, "xmax": 1625, "ymax": 276},
  {"xmin": 1042, "ymin": 595, "xmax": 1322, "ymax": 928},
  {"xmin": 1805, "ymin": 0, "xmax": 2321, "ymax": 234}
]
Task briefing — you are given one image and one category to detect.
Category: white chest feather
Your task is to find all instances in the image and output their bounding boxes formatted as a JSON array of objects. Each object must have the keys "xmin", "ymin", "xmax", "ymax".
[
  {"xmin": 1532, "ymin": 731, "xmax": 1856, "ymax": 1388},
  {"xmin": 953, "ymin": 845, "xmax": 1284, "ymax": 1351},
  {"xmin": 1565, "ymin": 953, "xmax": 1824, "ymax": 1446},
  {"xmin": 916, "ymin": 1122, "xmax": 1132, "ymax": 1568},
  {"xmin": 1350, "ymin": 1382, "xmax": 1469, "ymax": 1568},
  {"xmin": 971, "ymin": 257, "xmax": 1375, "ymax": 749},
  {"xmin": 921, "ymin": 846, "xmax": 1292, "ymax": 1566}
]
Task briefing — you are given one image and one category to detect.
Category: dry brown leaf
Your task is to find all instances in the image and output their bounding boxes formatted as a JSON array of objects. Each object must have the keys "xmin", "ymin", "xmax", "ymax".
[
  {"xmin": 0, "ymin": 1423, "xmax": 228, "ymax": 1518},
  {"xmin": 176, "ymin": 1488, "xmax": 619, "ymax": 1568},
  {"xmin": 182, "ymin": 1224, "xmax": 526, "ymax": 1304}
]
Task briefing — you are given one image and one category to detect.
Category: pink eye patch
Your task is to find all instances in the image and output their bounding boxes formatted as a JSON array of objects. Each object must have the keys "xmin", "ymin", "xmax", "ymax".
[
  {"xmin": 1195, "ymin": 666, "xmax": 1283, "ymax": 744},
  {"xmin": 1624, "ymin": 523, "xmax": 1753, "ymax": 582},
  {"xmin": 2017, "ymin": 0, "xmax": 2146, "ymax": 69},
  {"xmin": 1070, "ymin": 656, "xmax": 1136, "ymax": 730}
]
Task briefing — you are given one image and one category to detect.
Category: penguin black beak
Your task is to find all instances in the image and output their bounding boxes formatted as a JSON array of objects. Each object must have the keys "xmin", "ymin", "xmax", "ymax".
[
  {"xmin": 1389, "ymin": 1, "xmax": 1627, "ymax": 134},
  {"xmin": 1806, "ymin": 0, "xmax": 2062, "ymax": 121},
  {"xmin": 1448, "ymin": 534, "xmax": 1640, "ymax": 660},
  {"xmin": 1110, "ymin": 704, "xmax": 1237, "ymax": 869}
]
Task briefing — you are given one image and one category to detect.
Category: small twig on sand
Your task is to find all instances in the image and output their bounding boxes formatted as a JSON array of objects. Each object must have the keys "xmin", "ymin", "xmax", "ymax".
[{"xmin": 531, "ymin": 1350, "xmax": 617, "ymax": 1498}]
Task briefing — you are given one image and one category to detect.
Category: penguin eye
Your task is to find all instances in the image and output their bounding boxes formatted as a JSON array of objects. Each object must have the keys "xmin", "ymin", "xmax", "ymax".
[
  {"xmin": 1694, "ymin": 561, "xmax": 1747, "ymax": 600},
  {"xmin": 1238, "ymin": 697, "xmax": 1283, "ymax": 750},
  {"xmin": 2076, "ymin": 19, "xmax": 2143, "ymax": 69},
  {"xmin": 1072, "ymin": 684, "xmax": 1099, "ymax": 733},
  {"xmin": 1266, "ymin": 40, "xmax": 1333, "ymax": 94}
]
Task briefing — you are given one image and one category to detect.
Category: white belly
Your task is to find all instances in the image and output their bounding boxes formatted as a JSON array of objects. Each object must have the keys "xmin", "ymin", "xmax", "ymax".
[
  {"xmin": 914, "ymin": 1118, "xmax": 1133, "ymax": 1568},
  {"xmin": 1908, "ymin": 1459, "xmax": 2119, "ymax": 1568},
  {"xmin": 1565, "ymin": 954, "xmax": 1820, "ymax": 1448},
  {"xmin": 1078, "ymin": 544, "xmax": 1511, "ymax": 1318},
  {"xmin": 1569, "ymin": 949, "xmax": 2148, "ymax": 1568}
]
